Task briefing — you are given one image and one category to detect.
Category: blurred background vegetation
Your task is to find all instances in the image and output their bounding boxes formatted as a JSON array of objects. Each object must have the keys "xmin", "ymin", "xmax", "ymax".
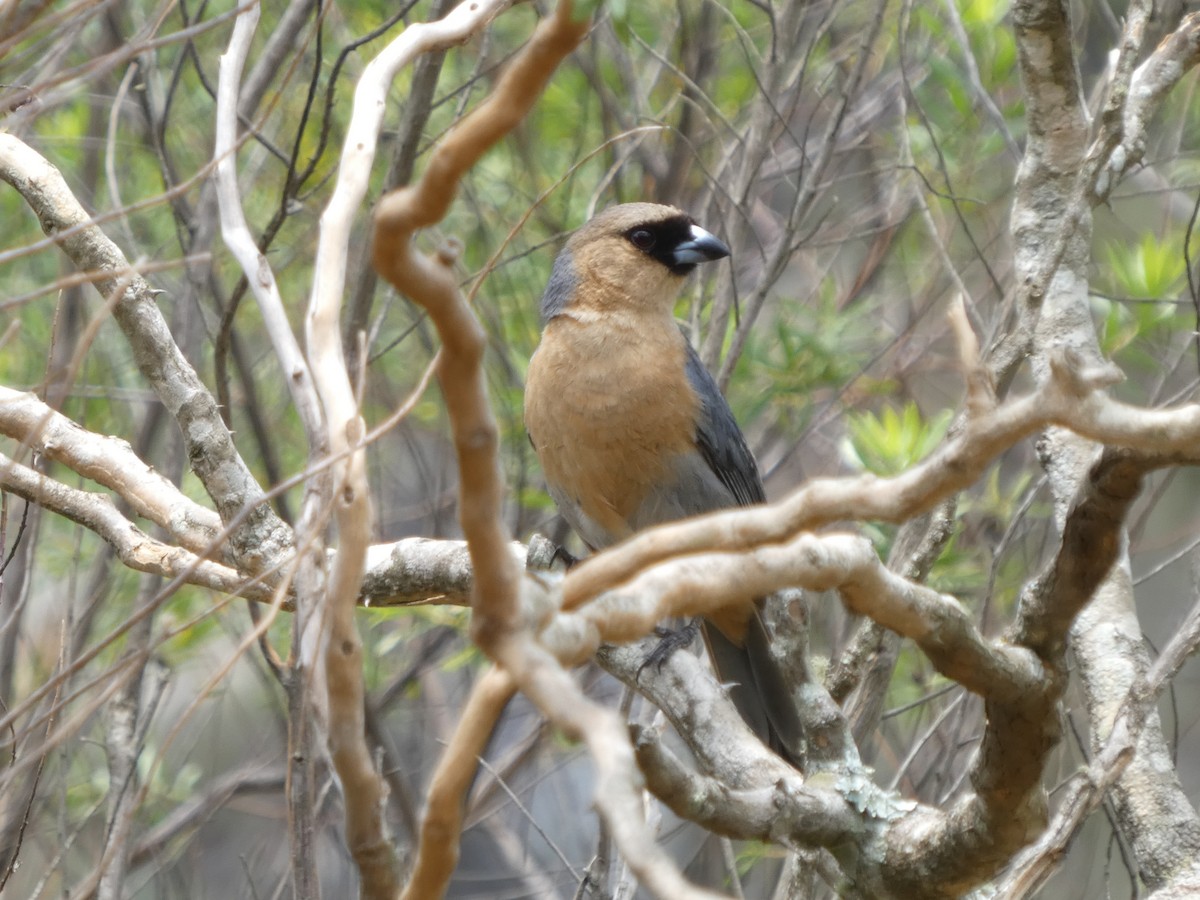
[{"xmin": 2, "ymin": 0, "xmax": 1199, "ymax": 896}]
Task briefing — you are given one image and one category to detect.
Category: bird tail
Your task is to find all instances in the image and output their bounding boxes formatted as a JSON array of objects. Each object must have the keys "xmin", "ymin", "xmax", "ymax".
[{"xmin": 701, "ymin": 606, "xmax": 805, "ymax": 768}]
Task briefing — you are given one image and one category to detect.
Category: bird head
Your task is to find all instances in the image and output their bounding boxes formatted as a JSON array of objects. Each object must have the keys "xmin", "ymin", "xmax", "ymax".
[{"xmin": 540, "ymin": 203, "xmax": 730, "ymax": 321}]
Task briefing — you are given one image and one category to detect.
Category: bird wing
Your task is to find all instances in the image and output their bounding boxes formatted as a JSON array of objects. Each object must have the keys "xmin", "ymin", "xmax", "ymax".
[
  {"xmin": 683, "ymin": 339, "xmax": 766, "ymax": 508},
  {"xmin": 682, "ymin": 341, "xmax": 805, "ymax": 764}
]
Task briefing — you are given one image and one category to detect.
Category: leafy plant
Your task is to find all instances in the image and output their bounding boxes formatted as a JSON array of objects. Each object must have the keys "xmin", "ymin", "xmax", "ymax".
[{"xmin": 841, "ymin": 402, "xmax": 953, "ymax": 477}]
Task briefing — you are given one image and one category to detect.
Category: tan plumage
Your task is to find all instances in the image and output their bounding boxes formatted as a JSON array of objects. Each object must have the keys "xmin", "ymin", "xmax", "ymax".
[
  {"xmin": 525, "ymin": 204, "xmax": 709, "ymax": 547},
  {"xmin": 524, "ymin": 203, "xmax": 802, "ymax": 765}
]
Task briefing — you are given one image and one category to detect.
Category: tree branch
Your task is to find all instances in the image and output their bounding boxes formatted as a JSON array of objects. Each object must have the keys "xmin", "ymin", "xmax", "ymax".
[
  {"xmin": 0, "ymin": 133, "xmax": 292, "ymax": 572},
  {"xmin": 0, "ymin": 451, "xmax": 269, "ymax": 601},
  {"xmin": 0, "ymin": 387, "xmax": 221, "ymax": 555}
]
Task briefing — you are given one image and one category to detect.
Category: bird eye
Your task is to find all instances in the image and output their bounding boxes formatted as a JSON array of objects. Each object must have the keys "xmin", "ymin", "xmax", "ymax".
[{"xmin": 628, "ymin": 229, "xmax": 655, "ymax": 251}]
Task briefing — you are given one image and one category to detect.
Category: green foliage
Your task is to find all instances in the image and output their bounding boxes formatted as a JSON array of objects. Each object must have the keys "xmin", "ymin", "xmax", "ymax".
[
  {"xmin": 155, "ymin": 588, "xmax": 237, "ymax": 662},
  {"xmin": 729, "ymin": 281, "xmax": 876, "ymax": 436},
  {"xmin": 908, "ymin": 0, "xmax": 1020, "ymax": 177},
  {"xmin": 932, "ymin": 468, "xmax": 1039, "ymax": 596},
  {"xmin": 441, "ymin": 632, "xmax": 486, "ymax": 671},
  {"xmin": 517, "ymin": 482, "xmax": 558, "ymax": 512},
  {"xmin": 842, "ymin": 402, "xmax": 953, "ymax": 477},
  {"xmin": 927, "ymin": 530, "xmax": 980, "ymax": 595},
  {"xmin": 883, "ymin": 642, "xmax": 953, "ymax": 726},
  {"xmin": 1094, "ymin": 295, "xmax": 1142, "ymax": 357},
  {"xmin": 1093, "ymin": 233, "xmax": 1192, "ymax": 362},
  {"xmin": 362, "ymin": 605, "xmax": 476, "ymax": 691},
  {"xmin": 958, "ymin": 0, "xmax": 1018, "ymax": 88},
  {"xmin": 1101, "ymin": 232, "xmax": 1188, "ymax": 300}
]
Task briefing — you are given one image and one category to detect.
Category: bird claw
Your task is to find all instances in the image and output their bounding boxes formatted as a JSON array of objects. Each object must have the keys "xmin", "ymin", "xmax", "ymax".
[
  {"xmin": 637, "ymin": 621, "xmax": 699, "ymax": 678},
  {"xmin": 551, "ymin": 544, "xmax": 580, "ymax": 569}
]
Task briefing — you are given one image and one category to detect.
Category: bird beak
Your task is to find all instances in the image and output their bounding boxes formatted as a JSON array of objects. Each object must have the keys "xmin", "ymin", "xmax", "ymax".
[{"xmin": 671, "ymin": 225, "xmax": 731, "ymax": 267}]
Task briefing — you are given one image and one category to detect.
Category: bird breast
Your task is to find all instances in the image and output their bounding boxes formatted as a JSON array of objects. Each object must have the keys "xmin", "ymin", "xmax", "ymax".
[{"xmin": 525, "ymin": 315, "xmax": 701, "ymax": 540}]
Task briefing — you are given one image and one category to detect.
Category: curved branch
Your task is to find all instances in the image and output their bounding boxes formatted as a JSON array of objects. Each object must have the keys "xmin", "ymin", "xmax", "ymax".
[
  {"xmin": 0, "ymin": 452, "xmax": 267, "ymax": 601},
  {"xmin": 0, "ymin": 387, "xmax": 221, "ymax": 555},
  {"xmin": 1095, "ymin": 12, "xmax": 1200, "ymax": 200},
  {"xmin": 0, "ymin": 133, "xmax": 292, "ymax": 572}
]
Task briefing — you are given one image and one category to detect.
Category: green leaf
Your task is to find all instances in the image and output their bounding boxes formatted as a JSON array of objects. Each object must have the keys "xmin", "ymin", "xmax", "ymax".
[
  {"xmin": 842, "ymin": 403, "xmax": 953, "ymax": 476},
  {"xmin": 1101, "ymin": 232, "xmax": 1187, "ymax": 300}
]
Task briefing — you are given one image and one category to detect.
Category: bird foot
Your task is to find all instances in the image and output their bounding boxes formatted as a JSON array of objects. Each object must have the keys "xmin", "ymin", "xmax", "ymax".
[
  {"xmin": 552, "ymin": 544, "xmax": 580, "ymax": 569},
  {"xmin": 527, "ymin": 534, "xmax": 581, "ymax": 572},
  {"xmin": 637, "ymin": 621, "xmax": 699, "ymax": 678}
]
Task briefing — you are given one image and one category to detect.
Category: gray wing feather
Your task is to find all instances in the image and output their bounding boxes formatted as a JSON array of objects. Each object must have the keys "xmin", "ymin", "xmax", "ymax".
[
  {"xmin": 683, "ymin": 344, "xmax": 807, "ymax": 763},
  {"xmin": 683, "ymin": 341, "xmax": 766, "ymax": 508}
]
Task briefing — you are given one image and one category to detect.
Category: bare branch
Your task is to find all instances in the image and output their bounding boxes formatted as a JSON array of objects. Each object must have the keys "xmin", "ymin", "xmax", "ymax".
[
  {"xmin": 307, "ymin": 0, "xmax": 539, "ymax": 892},
  {"xmin": 0, "ymin": 134, "xmax": 292, "ymax": 571},
  {"xmin": 361, "ymin": 537, "xmax": 527, "ymax": 607},
  {"xmin": 0, "ymin": 387, "xmax": 221, "ymax": 554},
  {"xmin": 214, "ymin": 1, "xmax": 326, "ymax": 452},
  {"xmin": 1095, "ymin": 12, "xmax": 1200, "ymax": 200},
  {"xmin": 0, "ymin": 451, "xmax": 267, "ymax": 601}
]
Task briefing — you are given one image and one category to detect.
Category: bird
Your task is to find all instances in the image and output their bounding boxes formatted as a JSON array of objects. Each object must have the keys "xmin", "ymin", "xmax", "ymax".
[{"xmin": 523, "ymin": 202, "xmax": 801, "ymax": 765}]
